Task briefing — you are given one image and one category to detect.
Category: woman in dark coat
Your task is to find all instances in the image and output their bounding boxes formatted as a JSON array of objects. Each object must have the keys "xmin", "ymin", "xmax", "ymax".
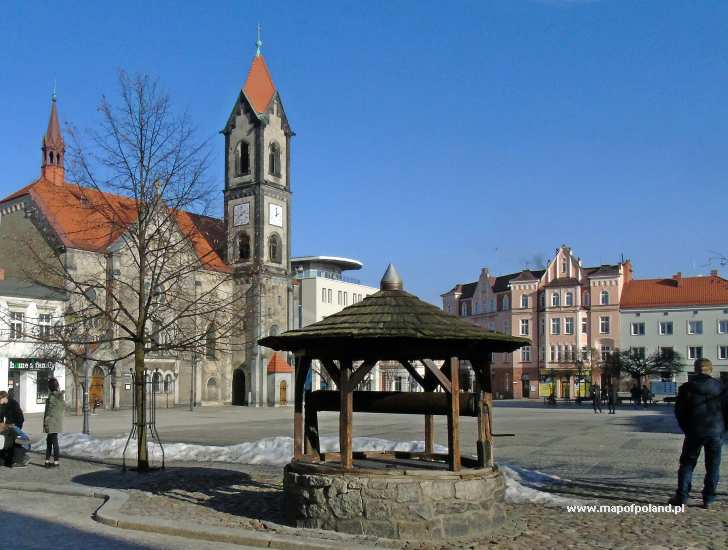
[{"xmin": 43, "ymin": 378, "xmax": 64, "ymax": 468}]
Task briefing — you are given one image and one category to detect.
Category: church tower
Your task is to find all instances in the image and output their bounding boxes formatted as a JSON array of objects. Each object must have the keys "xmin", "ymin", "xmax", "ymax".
[
  {"xmin": 223, "ymin": 34, "xmax": 293, "ymax": 406},
  {"xmin": 41, "ymin": 93, "xmax": 65, "ymax": 185}
]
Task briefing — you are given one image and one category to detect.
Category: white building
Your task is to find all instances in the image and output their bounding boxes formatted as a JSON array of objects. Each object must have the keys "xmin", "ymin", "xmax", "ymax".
[{"xmin": 0, "ymin": 272, "xmax": 66, "ymax": 413}]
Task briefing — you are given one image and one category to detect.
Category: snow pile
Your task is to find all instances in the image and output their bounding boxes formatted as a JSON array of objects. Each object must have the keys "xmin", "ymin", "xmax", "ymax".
[
  {"xmin": 33, "ymin": 433, "xmax": 582, "ymax": 506},
  {"xmin": 32, "ymin": 433, "xmax": 448, "ymax": 466},
  {"xmin": 500, "ymin": 465, "xmax": 586, "ymax": 506}
]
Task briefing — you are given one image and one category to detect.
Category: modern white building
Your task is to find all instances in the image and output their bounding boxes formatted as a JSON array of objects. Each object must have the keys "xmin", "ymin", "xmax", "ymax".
[{"xmin": 0, "ymin": 272, "xmax": 66, "ymax": 413}]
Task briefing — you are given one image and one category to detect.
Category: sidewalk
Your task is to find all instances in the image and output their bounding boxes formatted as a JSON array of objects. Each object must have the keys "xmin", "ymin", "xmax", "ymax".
[{"xmin": 2, "ymin": 450, "xmax": 727, "ymax": 549}]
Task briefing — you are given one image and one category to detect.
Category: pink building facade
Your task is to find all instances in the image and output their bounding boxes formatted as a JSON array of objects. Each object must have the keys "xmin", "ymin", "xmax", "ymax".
[{"xmin": 442, "ymin": 245, "xmax": 632, "ymax": 399}]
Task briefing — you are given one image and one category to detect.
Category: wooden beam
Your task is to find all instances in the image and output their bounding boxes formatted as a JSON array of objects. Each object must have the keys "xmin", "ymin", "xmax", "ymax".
[
  {"xmin": 321, "ymin": 359, "xmax": 341, "ymax": 388},
  {"xmin": 398, "ymin": 360, "xmax": 427, "ymax": 389},
  {"xmin": 339, "ymin": 359, "xmax": 353, "ymax": 469},
  {"xmin": 425, "ymin": 413, "xmax": 434, "ymax": 455},
  {"xmin": 306, "ymin": 390, "xmax": 479, "ymax": 416},
  {"xmin": 293, "ymin": 356, "xmax": 310, "ymax": 459},
  {"xmin": 447, "ymin": 356, "xmax": 461, "ymax": 472},
  {"xmin": 304, "ymin": 390, "xmax": 320, "ymax": 457},
  {"xmin": 346, "ymin": 359, "xmax": 376, "ymax": 392},
  {"xmin": 422, "ymin": 359, "xmax": 452, "ymax": 394},
  {"xmin": 471, "ymin": 357, "xmax": 494, "ymax": 467}
]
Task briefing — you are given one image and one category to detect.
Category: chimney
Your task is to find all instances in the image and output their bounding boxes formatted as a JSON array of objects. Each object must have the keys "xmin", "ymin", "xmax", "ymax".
[
  {"xmin": 710, "ymin": 269, "xmax": 719, "ymax": 277},
  {"xmin": 0, "ymin": 268, "xmax": 4, "ymax": 280}
]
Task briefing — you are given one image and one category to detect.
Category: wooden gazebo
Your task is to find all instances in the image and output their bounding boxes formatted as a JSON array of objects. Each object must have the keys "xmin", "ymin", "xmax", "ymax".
[{"xmin": 259, "ymin": 264, "xmax": 530, "ymax": 472}]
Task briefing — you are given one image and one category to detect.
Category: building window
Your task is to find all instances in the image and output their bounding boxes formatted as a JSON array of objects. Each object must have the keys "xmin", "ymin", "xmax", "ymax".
[
  {"xmin": 659, "ymin": 346, "xmax": 673, "ymax": 358},
  {"xmin": 600, "ymin": 316, "xmax": 610, "ymax": 334},
  {"xmin": 565, "ymin": 317, "xmax": 574, "ymax": 335},
  {"xmin": 337, "ymin": 291, "xmax": 342, "ymax": 306},
  {"xmin": 631, "ymin": 322, "xmax": 646, "ymax": 336},
  {"xmin": 520, "ymin": 319, "xmax": 529, "ymax": 336},
  {"xmin": 38, "ymin": 313, "xmax": 52, "ymax": 338},
  {"xmin": 268, "ymin": 234, "xmax": 282, "ymax": 264},
  {"xmin": 631, "ymin": 347, "xmax": 646, "ymax": 359},
  {"xmin": 718, "ymin": 320, "xmax": 728, "ymax": 334},
  {"xmin": 551, "ymin": 318, "xmax": 561, "ymax": 335},
  {"xmin": 551, "ymin": 292, "xmax": 560, "ymax": 307},
  {"xmin": 521, "ymin": 294, "xmax": 529, "ymax": 308},
  {"xmin": 205, "ymin": 323, "xmax": 216, "ymax": 360},
  {"xmin": 235, "ymin": 140, "xmax": 250, "ymax": 176},
  {"xmin": 503, "ymin": 296, "xmax": 510, "ymax": 311},
  {"xmin": 327, "ymin": 289, "xmax": 332, "ymax": 303},
  {"xmin": 522, "ymin": 346, "xmax": 531, "ymax": 362},
  {"xmin": 719, "ymin": 346, "xmax": 728, "ymax": 360},
  {"xmin": 600, "ymin": 345, "xmax": 611, "ymax": 361},
  {"xmin": 539, "ymin": 293, "xmax": 545, "ymax": 309},
  {"xmin": 600, "ymin": 290, "xmax": 609, "ymax": 305},
  {"xmin": 581, "ymin": 317, "xmax": 588, "ymax": 334},
  {"xmin": 504, "ymin": 320, "xmax": 511, "ymax": 334},
  {"xmin": 238, "ymin": 232, "xmax": 251, "ymax": 261},
  {"xmin": 583, "ymin": 291, "xmax": 590, "ymax": 306},
  {"xmin": 659, "ymin": 321, "xmax": 673, "ymax": 335},
  {"xmin": 550, "ymin": 346, "xmax": 556, "ymax": 362},
  {"xmin": 540, "ymin": 318, "xmax": 545, "ymax": 335},
  {"xmin": 561, "ymin": 259, "xmax": 567, "ymax": 274},
  {"xmin": 556, "ymin": 345, "xmax": 563, "ymax": 362},
  {"xmin": 687, "ymin": 320, "xmax": 703, "ymax": 335},
  {"xmin": 565, "ymin": 292, "xmax": 574, "ymax": 306},
  {"xmin": 9, "ymin": 312, "xmax": 24, "ymax": 340},
  {"xmin": 269, "ymin": 142, "xmax": 281, "ymax": 176},
  {"xmin": 344, "ymin": 292, "xmax": 348, "ymax": 306},
  {"xmin": 688, "ymin": 346, "xmax": 703, "ymax": 360},
  {"xmin": 321, "ymin": 288, "xmax": 326, "ymax": 302}
]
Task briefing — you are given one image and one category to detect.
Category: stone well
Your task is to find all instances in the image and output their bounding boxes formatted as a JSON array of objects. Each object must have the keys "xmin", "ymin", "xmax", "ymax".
[{"xmin": 283, "ymin": 456, "xmax": 506, "ymax": 540}]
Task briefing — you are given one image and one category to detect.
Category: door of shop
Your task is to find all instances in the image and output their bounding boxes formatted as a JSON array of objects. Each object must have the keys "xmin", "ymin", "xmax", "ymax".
[{"xmin": 7, "ymin": 371, "xmax": 20, "ymax": 400}]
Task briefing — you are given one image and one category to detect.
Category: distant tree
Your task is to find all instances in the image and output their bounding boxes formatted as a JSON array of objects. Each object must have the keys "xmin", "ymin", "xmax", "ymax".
[{"xmin": 616, "ymin": 348, "xmax": 684, "ymax": 385}]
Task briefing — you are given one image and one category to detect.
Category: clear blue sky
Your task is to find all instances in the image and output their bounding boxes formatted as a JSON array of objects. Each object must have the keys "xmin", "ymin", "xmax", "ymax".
[{"xmin": 2, "ymin": 1, "xmax": 727, "ymax": 304}]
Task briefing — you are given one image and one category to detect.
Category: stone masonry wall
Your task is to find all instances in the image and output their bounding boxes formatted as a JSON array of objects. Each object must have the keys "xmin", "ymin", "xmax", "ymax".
[{"xmin": 284, "ymin": 462, "xmax": 506, "ymax": 540}]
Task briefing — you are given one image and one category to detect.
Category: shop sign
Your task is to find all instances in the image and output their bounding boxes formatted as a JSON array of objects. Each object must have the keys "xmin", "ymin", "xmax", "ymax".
[{"xmin": 9, "ymin": 358, "xmax": 55, "ymax": 370}]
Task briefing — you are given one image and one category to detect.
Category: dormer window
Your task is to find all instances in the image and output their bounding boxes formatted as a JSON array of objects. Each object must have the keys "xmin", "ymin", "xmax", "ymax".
[
  {"xmin": 235, "ymin": 141, "xmax": 250, "ymax": 176},
  {"xmin": 269, "ymin": 142, "xmax": 281, "ymax": 177}
]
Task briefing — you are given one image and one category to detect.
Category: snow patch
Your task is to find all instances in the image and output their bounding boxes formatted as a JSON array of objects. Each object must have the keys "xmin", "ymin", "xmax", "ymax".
[{"xmin": 33, "ymin": 433, "xmax": 584, "ymax": 505}]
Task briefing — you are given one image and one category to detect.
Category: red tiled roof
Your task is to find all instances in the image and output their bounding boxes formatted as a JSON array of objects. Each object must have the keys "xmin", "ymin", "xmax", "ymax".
[
  {"xmin": 1, "ymin": 178, "xmax": 230, "ymax": 273},
  {"xmin": 620, "ymin": 275, "xmax": 728, "ymax": 309},
  {"xmin": 267, "ymin": 352, "xmax": 293, "ymax": 374},
  {"xmin": 243, "ymin": 55, "xmax": 276, "ymax": 114}
]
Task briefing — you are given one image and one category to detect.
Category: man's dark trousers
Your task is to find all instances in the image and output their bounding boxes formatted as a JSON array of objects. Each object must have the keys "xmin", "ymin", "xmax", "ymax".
[{"xmin": 676, "ymin": 434, "xmax": 723, "ymax": 501}]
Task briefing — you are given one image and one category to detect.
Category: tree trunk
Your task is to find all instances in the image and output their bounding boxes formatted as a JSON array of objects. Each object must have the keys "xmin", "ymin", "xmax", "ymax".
[{"xmin": 135, "ymin": 341, "xmax": 149, "ymax": 472}]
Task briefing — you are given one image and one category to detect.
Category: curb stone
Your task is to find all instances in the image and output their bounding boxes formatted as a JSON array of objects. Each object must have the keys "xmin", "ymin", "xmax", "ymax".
[{"xmin": 0, "ymin": 482, "xmax": 381, "ymax": 549}]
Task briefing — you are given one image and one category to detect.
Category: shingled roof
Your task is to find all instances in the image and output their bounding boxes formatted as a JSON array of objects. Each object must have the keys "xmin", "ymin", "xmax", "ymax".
[
  {"xmin": 621, "ymin": 275, "xmax": 728, "ymax": 309},
  {"xmin": 260, "ymin": 265, "xmax": 530, "ymax": 360},
  {"xmin": 0, "ymin": 178, "xmax": 230, "ymax": 273},
  {"xmin": 243, "ymin": 55, "xmax": 276, "ymax": 114}
]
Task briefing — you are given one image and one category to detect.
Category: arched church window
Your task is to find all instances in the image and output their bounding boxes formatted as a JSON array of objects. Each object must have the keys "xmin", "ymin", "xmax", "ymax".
[
  {"xmin": 268, "ymin": 234, "xmax": 282, "ymax": 264},
  {"xmin": 49, "ymin": 152, "xmax": 54, "ymax": 164},
  {"xmin": 269, "ymin": 143, "xmax": 281, "ymax": 177},
  {"xmin": 235, "ymin": 141, "xmax": 250, "ymax": 176},
  {"xmin": 238, "ymin": 232, "xmax": 251, "ymax": 261}
]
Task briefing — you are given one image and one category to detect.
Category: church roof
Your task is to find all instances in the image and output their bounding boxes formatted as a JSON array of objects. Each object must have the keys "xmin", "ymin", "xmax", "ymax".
[
  {"xmin": 0, "ymin": 178, "xmax": 230, "ymax": 273},
  {"xmin": 267, "ymin": 352, "xmax": 293, "ymax": 374},
  {"xmin": 43, "ymin": 97, "xmax": 64, "ymax": 148},
  {"xmin": 243, "ymin": 55, "xmax": 276, "ymax": 114}
]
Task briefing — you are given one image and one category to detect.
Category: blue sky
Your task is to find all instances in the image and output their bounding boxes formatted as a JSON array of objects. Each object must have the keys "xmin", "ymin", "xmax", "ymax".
[{"xmin": 1, "ymin": 1, "xmax": 727, "ymax": 304}]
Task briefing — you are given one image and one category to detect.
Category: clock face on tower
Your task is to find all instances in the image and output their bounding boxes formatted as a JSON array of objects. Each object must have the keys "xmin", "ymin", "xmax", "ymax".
[
  {"xmin": 269, "ymin": 203, "xmax": 284, "ymax": 227},
  {"xmin": 233, "ymin": 202, "xmax": 250, "ymax": 226}
]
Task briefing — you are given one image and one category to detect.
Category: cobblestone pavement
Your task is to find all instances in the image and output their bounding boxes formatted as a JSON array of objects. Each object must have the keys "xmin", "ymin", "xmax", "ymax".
[{"xmin": 5, "ymin": 404, "xmax": 728, "ymax": 548}]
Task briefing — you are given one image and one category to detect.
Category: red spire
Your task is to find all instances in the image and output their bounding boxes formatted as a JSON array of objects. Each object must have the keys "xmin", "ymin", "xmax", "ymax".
[
  {"xmin": 243, "ymin": 55, "xmax": 276, "ymax": 114},
  {"xmin": 41, "ymin": 94, "xmax": 65, "ymax": 185}
]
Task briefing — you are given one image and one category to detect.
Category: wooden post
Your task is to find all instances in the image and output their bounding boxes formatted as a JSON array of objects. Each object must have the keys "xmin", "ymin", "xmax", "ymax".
[
  {"xmin": 447, "ymin": 356, "xmax": 461, "ymax": 471},
  {"xmin": 424, "ymin": 366, "xmax": 435, "ymax": 455},
  {"xmin": 304, "ymin": 390, "xmax": 320, "ymax": 457},
  {"xmin": 293, "ymin": 356, "xmax": 310, "ymax": 459},
  {"xmin": 473, "ymin": 356, "xmax": 495, "ymax": 468},
  {"xmin": 339, "ymin": 359, "xmax": 353, "ymax": 469}
]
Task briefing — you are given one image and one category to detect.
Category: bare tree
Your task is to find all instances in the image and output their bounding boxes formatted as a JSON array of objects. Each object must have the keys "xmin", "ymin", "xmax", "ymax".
[
  {"xmin": 609, "ymin": 348, "xmax": 684, "ymax": 386},
  {"xmin": 18, "ymin": 72, "xmax": 238, "ymax": 471}
]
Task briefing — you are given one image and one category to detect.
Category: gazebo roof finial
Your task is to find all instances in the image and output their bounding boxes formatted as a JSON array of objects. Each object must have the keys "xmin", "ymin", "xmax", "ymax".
[{"xmin": 380, "ymin": 263, "xmax": 403, "ymax": 291}]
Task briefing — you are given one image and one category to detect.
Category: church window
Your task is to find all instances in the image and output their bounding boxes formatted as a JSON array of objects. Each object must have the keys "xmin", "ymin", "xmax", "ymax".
[
  {"xmin": 49, "ymin": 152, "xmax": 54, "ymax": 164},
  {"xmin": 269, "ymin": 143, "xmax": 281, "ymax": 177},
  {"xmin": 268, "ymin": 234, "xmax": 282, "ymax": 264},
  {"xmin": 238, "ymin": 232, "xmax": 251, "ymax": 261},
  {"xmin": 235, "ymin": 141, "xmax": 250, "ymax": 176}
]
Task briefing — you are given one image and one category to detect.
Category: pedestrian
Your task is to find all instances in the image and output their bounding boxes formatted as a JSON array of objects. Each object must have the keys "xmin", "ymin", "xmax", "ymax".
[
  {"xmin": 0, "ymin": 390, "xmax": 25, "ymax": 429},
  {"xmin": 607, "ymin": 384, "xmax": 616, "ymax": 414},
  {"xmin": 591, "ymin": 384, "xmax": 602, "ymax": 413},
  {"xmin": 43, "ymin": 378, "xmax": 65, "ymax": 468},
  {"xmin": 631, "ymin": 385, "xmax": 641, "ymax": 408},
  {"xmin": 668, "ymin": 359, "xmax": 728, "ymax": 508},
  {"xmin": 642, "ymin": 385, "xmax": 650, "ymax": 407}
]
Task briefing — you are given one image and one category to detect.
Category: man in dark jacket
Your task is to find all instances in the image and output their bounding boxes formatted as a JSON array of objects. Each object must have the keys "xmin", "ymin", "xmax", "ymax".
[
  {"xmin": 0, "ymin": 391, "xmax": 24, "ymax": 429},
  {"xmin": 669, "ymin": 359, "xmax": 728, "ymax": 508}
]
